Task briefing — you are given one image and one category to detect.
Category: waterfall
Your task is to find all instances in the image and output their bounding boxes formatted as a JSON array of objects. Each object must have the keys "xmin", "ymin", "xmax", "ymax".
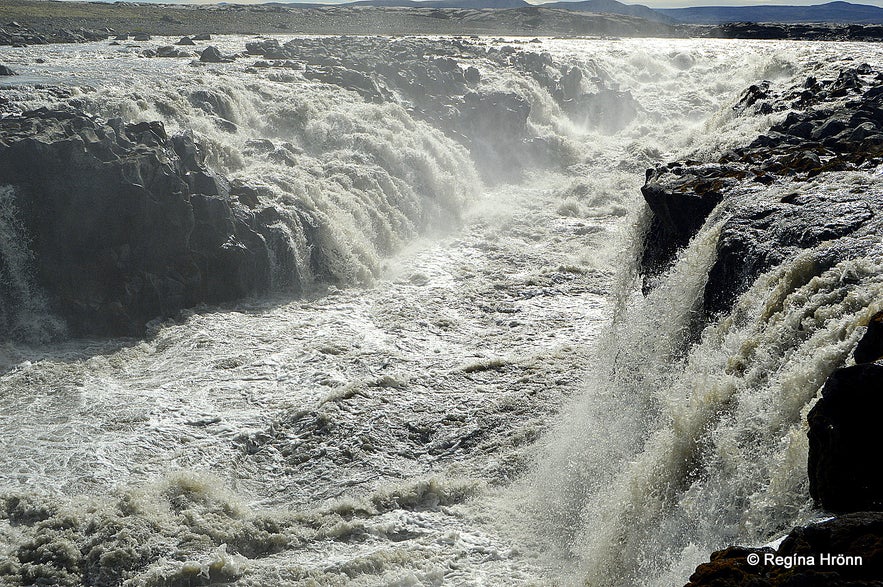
[
  {"xmin": 529, "ymin": 201, "xmax": 883, "ymax": 585},
  {"xmin": 0, "ymin": 185, "xmax": 66, "ymax": 343}
]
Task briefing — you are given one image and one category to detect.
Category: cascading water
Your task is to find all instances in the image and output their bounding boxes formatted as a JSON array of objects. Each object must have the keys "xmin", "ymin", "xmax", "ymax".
[
  {"xmin": 2, "ymin": 36, "xmax": 883, "ymax": 586},
  {"xmin": 0, "ymin": 185, "xmax": 66, "ymax": 344}
]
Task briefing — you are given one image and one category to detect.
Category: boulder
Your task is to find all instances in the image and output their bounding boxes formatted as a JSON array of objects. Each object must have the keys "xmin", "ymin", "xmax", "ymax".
[
  {"xmin": 246, "ymin": 38, "xmax": 292, "ymax": 59},
  {"xmin": 464, "ymin": 65, "xmax": 480, "ymax": 85},
  {"xmin": 807, "ymin": 364, "xmax": 883, "ymax": 513},
  {"xmin": 0, "ymin": 64, "xmax": 15, "ymax": 76},
  {"xmin": 854, "ymin": 310, "xmax": 883, "ymax": 364},
  {"xmin": 686, "ymin": 513, "xmax": 883, "ymax": 586},
  {"xmin": 303, "ymin": 66, "xmax": 383, "ymax": 102},
  {"xmin": 156, "ymin": 46, "xmax": 187, "ymax": 58},
  {"xmin": 199, "ymin": 46, "xmax": 230, "ymax": 63},
  {"xmin": 176, "ymin": 36, "xmax": 196, "ymax": 46}
]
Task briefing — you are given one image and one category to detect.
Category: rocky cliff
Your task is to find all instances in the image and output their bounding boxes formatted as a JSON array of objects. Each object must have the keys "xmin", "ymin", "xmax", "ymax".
[{"xmin": 0, "ymin": 108, "xmax": 295, "ymax": 339}]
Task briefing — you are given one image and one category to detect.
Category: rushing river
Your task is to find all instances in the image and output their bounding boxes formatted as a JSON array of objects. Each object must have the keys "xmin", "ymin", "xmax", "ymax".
[{"xmin": 1, "ymin": 35, "xmax": 883, "ymax": 586}]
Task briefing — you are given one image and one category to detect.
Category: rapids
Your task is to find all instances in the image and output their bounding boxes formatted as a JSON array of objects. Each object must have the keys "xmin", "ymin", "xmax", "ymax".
[{"xmin": 1, "ymin": 36, "xmax": 882, "ymax": 585}]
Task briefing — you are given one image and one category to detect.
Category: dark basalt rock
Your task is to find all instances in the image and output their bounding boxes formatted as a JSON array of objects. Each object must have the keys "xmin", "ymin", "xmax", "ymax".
[
  {"xmin": 854, "ymin": 311, "xmax": 883, "ymax": 364},
  {"xmin": 0, "ymin": 109, "xmax": 294, "ymax": 338},
  {"xmin": 690, "ymin": 330, "xmax": 883, "ymax": 584},
  {"xmin": 640, "ymin": 66, "xmax": 883, "ymax": 317},
  {"xmin": 155, "ymin": 45, "xmax": 189, "ymax": 58},
  {"xmin": 303, "ymin": 66, "xmax": 385, "ymax": 102},
  {"xmin": 0, "ymin": 64, "xmax": 15, "ymax": 76},
  {"xmin": 686, "ymin": 513, "xmax": 883, "ymax": 586},
  {"xmin": 464, "ymin": 65, "xmax": 480, "ymax": 85},
  {"xmin": 734, "ymin": 81, "xmax": 771, "ymax": 114},
  {"xmin": 639, "ymin": 164, "xmax": 733, "ymax": 289},
  {"xmin": 703, "ymin": 194, "xmax": 878, "ymax": 317},
  {"xmin": 245, "ymin": 38, "xmax": 294, "ymax": 60},
  {"xmin": 199, "ymin": 45, "xmax": 231, "ymax": 63},
  {"xmin": 808, "ymin": 364, "xmax": 883, "ymax": 513}
]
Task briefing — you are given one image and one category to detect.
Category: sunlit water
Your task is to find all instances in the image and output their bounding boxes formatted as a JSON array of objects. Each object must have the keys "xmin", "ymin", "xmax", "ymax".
[{"xmin": 1, "ymin": 36, "xmax": 883, "ymax": 586}]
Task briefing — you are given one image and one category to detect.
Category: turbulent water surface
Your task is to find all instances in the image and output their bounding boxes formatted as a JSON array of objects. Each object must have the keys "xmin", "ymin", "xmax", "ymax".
[{"xmin": 2, "ymin": 36, "xmax": 883, "ymax": 586}]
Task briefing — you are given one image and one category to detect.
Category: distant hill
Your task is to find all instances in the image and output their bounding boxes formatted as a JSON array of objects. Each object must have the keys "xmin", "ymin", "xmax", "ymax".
[
  {"xmin": 345, "ymin": 0, "xmax": 531, "ymax": 8},
  {"xmin": 278, "ymin": 0, "xmax": 883, "ymax": 27},
  {"xmin": 660, "ymin": 1, "xmax": 883, "ymax": 24},
  {"xmin": 343, "ymin": 0, "xmax": 674, "ymax": 22},
  {"xmin": 544, "ymin": 0, "xmax": 675, "ymax": 23}
]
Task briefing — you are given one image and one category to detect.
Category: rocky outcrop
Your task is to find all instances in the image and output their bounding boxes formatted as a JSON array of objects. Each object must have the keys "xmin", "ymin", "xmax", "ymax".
[
  {"xmin": 853, "ymin": 311, "xmax": 883, "ymax": 364},
  {"xmin": 0, "ymin": 22, "xmax": 109, "ymax": 46},
  {"xmin": 807, "ymin": 364, "xmax": 883, "ymax": 513},
  {"xmin": 807, "ymin": 315, "xmax": 883, "ymax": 513},
  {"xmin": 682, "ymin": 321, "xmax": 883, "ymax": 586},
  {"xmin": 686, "ymin": 513, "xmax": 883, "ymax": 587},
  {"xmin": 640, "ymin": 66, "xmax": 883, "ymax": 317},
  {"xmin": 684, "ymin": 301, "xmax": 883, "ymax": 585},
  {"xmin": 708, "ymin": 21, "xmax": 883, "ymax": 42},
  {"xmin": 0, "ymin": 109, "xmax": 295, "ymax": 338}
]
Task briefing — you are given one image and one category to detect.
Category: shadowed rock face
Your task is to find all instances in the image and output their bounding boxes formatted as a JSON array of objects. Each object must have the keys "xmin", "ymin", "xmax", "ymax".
[
  {"xmin": 0, "ymin": 109, "xmax": 295, "ymax": 338},
  {"xmin": 808, "ymin": 316, "xmax": 883, "ymax": 513},
  {"xmin": 686, "ymin": 513, "xmax": 883, "ymax": 587},
  {"xmin": 854, "ymin": 310, "xmax": 883, "ymax": 364},
  {"xmin": 640, "ymin": 65, "xmax": 883, "ymax": 318},
  {"xmin": 807, "ymin": 364, "xmax": 883, "ymax": 513}
]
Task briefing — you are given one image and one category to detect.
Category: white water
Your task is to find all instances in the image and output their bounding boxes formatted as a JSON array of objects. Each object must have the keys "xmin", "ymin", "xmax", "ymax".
[{"xmin": 1, "ymin": 37, "xmax": 882, "ymax": 586}]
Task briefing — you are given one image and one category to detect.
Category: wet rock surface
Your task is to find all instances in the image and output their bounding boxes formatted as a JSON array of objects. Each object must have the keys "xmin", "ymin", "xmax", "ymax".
[
  {"xmin": 854, "ymin": 310, "xmax": 883, "ymax": 364},
  {"xmin": 808, "ymin": 364, "xmax": 883, "ymax": 513},
  {"xmin": 0, "ymin": 109, "xmax": 295, "ymax": 338},
  {"xmin": 686, "ymin": 513, "xmax": 883, "ymax": 587},
  {"xmin": 641, "ymin": 65, "xmax": 883, "ymax": 317}
]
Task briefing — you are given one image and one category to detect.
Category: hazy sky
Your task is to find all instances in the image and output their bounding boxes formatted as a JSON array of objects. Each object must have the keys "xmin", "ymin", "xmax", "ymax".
[{"xmin": 55, "ymin": 0, "xmax": 883, "ymax": 9}]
